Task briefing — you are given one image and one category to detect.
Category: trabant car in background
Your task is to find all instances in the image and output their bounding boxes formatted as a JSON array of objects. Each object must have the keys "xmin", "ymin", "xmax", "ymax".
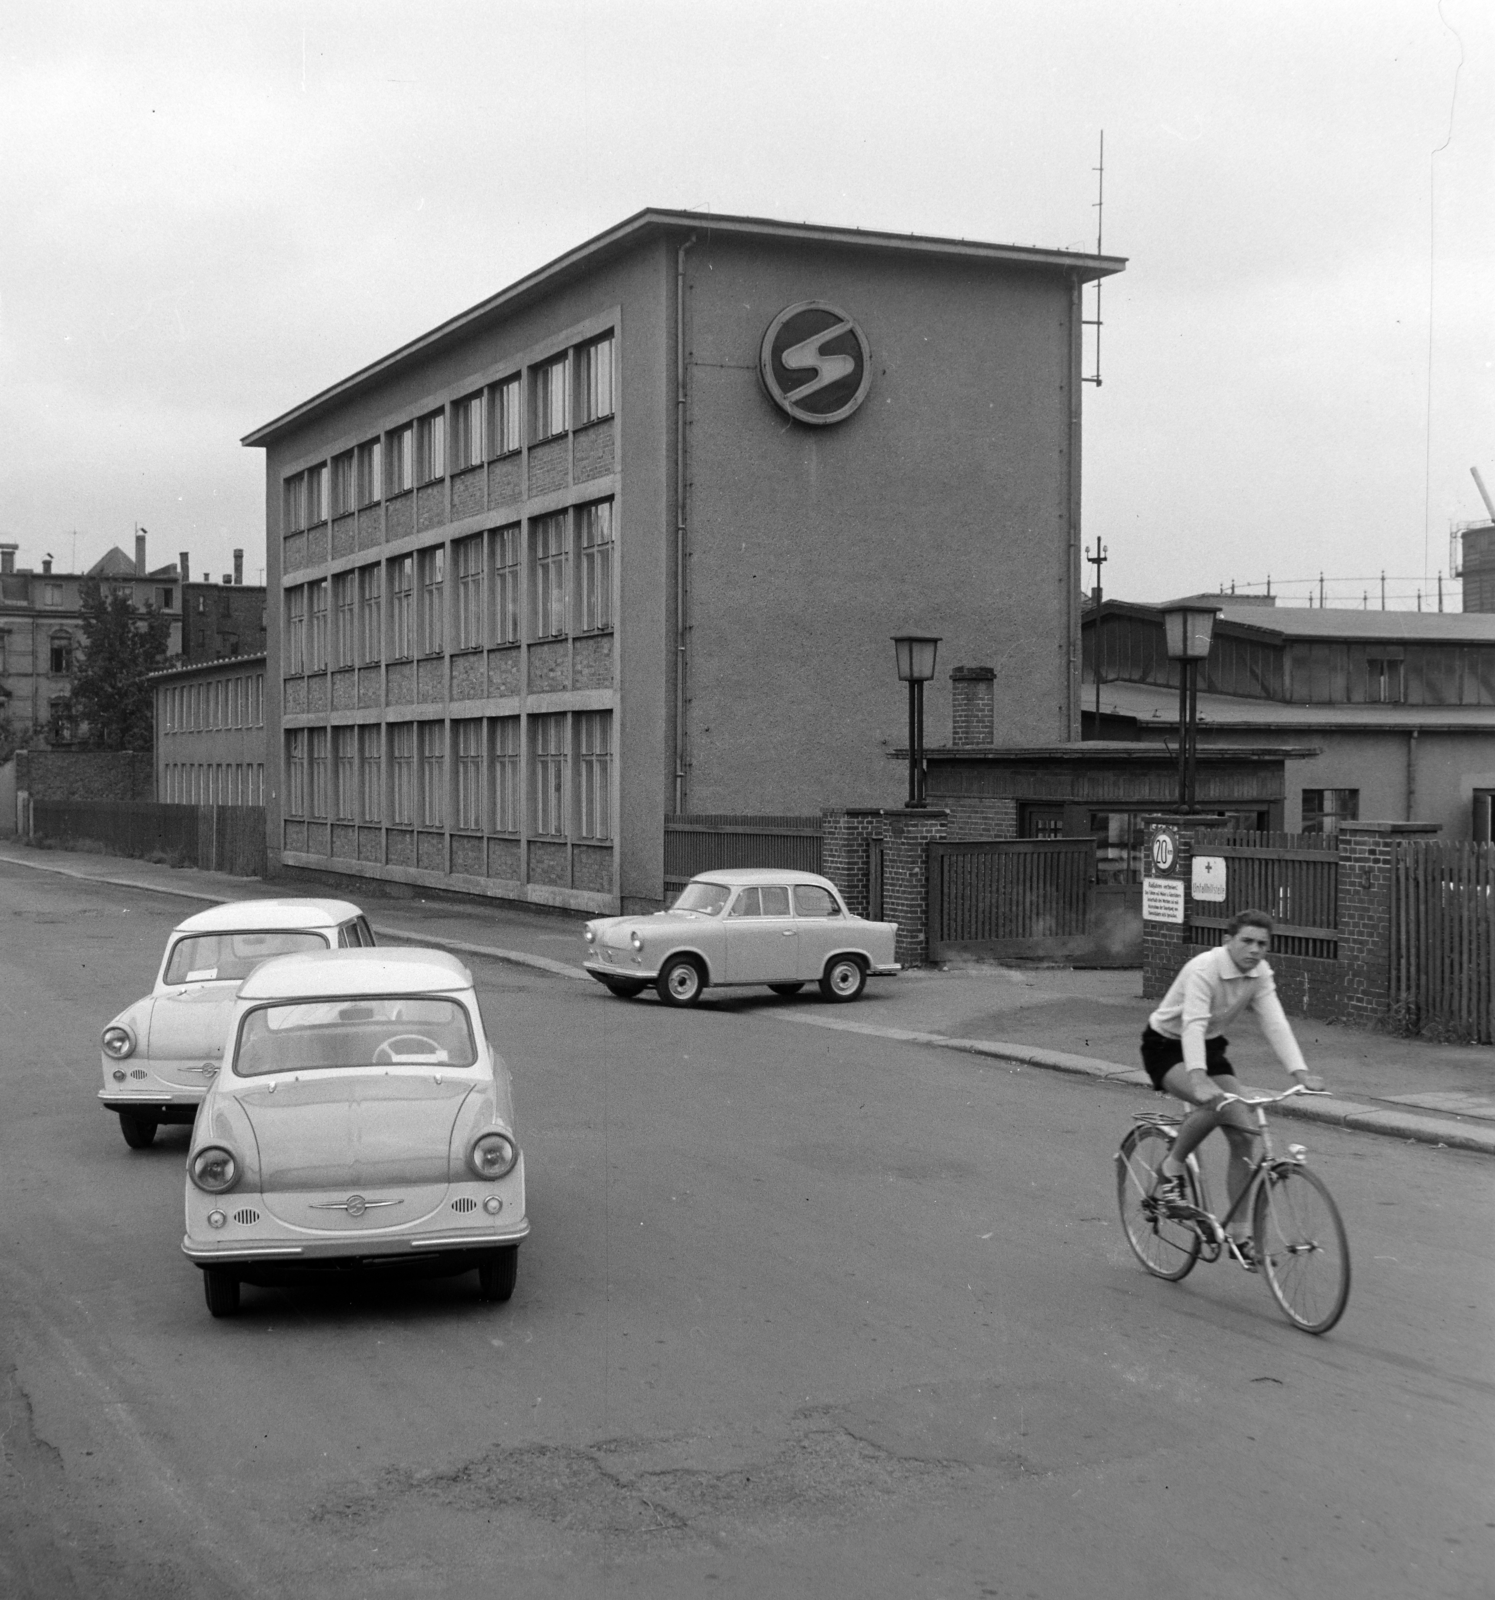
[
  {"xmin": 99, "ymin": 898, "xmax": 375, "ymax": 1149},
  {"xmin": 583, "ymin": 868, "xmax": 899, "ymax": 1006},
  {"xmin": 182, "ymin": 947, "xmax": 528, "ymax": 1318}
]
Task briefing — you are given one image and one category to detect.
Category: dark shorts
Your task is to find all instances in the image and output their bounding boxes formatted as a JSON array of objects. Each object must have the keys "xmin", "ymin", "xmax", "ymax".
[{"xmin": 1140, "ymin": 1026, "xmax": 1233, "ymax": 1091}]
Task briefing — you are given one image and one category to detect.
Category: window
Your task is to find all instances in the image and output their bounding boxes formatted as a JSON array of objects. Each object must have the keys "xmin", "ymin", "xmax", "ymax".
[
  {"xmin": 532, "ymin": 513, "xmax": 568, "ymax": 639},
  {"xmin": 578, "ymin": 711, "xmax": 612, "ymax": 840},
  {"xmin": 417, "ymin": 411, "xmax": 445, "ymax": 484},
  {"xmin": 284, "ymin": 587, "xmax": 305, "ymax": 675},
  {"xmin": 491, "ymin": 524, "xmax": 520, "ymax": 645},
  {"xmin": 334, "ymin": 727, "xmax": 356, "ymax": 821},
  {"xmin": 453, "ymin": 394, "xmax": 484, "ymax": 470},
  {"xmin": 454, "ymin": 535, "xmax": 483, "ymax": 650},
  {"xmin": 390, "ymin": 724, "xmax": 415, "ymax": 825},
  {"xmin": 49, "ymin": 633, "xmax": 73, "ymax": 675},
  {"xmin": 390, "ymin": 556, "xmax": 414, "ymax": 658},
  {"xmin": 306, "ymin": 462, "xmax": 327, "ymax": 523},
  {"xmin": 1368, "ymin": 657, "xmax": 1404, "ymax": 704},
  {"xmin": 419, "ymin": 721, "xmax": 445, "ymax": 827},
  {"xmin": 49, "ymin": 697, "xmax": 74, "ymax": 743},
  {"xmin": 333, "ymin": 572, "xmax": 356, "ymax": 667},
  {"xmin": 285, "ymin": 474, "xmax": 306, "ymax": 532},
  {"xmin": 307, "ymin": 580, "xmax": 328, "ymax": 671},
  {"xmin": 1302, "ymin": 789, "xmax": 1359, "ymax": 836},
  {"xmin": 286, "ymin": 730, "xmax": 306, "ymax": 815},
  {"xmin": 491, "ymin": 716, "xmax": 520, "ymax": 832},
  {"xmin": 0, "ymin": 633, "xmax": 6, "ymax": 674},
  {"xmin": 387, "ymin": 425, "xmax": 413, "ymax": 494},
  {"xmin": 532, "ymin": 355, "xmax": 568, "ymax": 441},
  {"xmin": 418, "ymin": 547, "xmax": 444, "ymax": 655},
  {"xmin": 360, "ymin": 724, "xmax": 382, "ymax": 823},
  {"xmin": 308, "ymin": 728, "xmax": 329, "ymax": 818},
  {"xmin": 252, "ymin": 673, "xmax": 263, "ymax": 726},
  {"xmin": 495, "ymin": 376, "xmax": 521, "ymax": 455},
  {"xmin": 793, "ymin": 885, "xmax": 841, "ymax": 917},
  {"xmin": 359, "ymin": 564, "xmax": 382, "ymax": 663},
  {"xmin": 533, "ymin": 713, "xmax": 567, "ymax": 836},
  {"xmin": 577, "ymin": 334, "xmax": 614, "ymax": 424},
  {"xmin": 356, "ymin": 438, "xmax": 382, "ymax": 506},
  {"xmin": 455, "ymin": 720, "xmax": 483, "ymax": 830},
  {"xmin": 43, "ymin": 584, "xmax": 63, "ymax": 607},
  {"xmin": 579, "ymin": 500, "xmax": 613, "ymax": 632},
  {"xmin": 331, "ymin": 452, "xmax": 355, "ymax": 517}
]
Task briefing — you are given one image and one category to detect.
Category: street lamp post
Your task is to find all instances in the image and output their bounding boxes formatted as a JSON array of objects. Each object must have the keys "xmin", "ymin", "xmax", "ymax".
[
  {"xmin": 1161, "ymin": 603, "xmax": 1219, "ymax": 813},
  {"xmin": 892, "ymin": 635, "xmax": 940, "ymax": 809}
]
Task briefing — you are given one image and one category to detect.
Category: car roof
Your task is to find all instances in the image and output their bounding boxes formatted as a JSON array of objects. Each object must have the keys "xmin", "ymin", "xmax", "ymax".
[
  {"xmin": 689, "ymin": 868, "xmax": 839, "ymax": 888},
  {"xmin": 173, "ymin": 898, "xmax": 366, "ymax": 935},
  {"xmin": 237, "ymin": 947, "xmax": 471, "ymax": 999}
]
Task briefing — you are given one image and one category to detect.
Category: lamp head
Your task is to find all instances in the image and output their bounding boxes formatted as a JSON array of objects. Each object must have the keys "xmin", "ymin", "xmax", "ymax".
[
  {"xmin": 1161, "ymin": 604, "xmax": 1220, "ymax": 662},
  {"xmin": 892, "ymin": 634, "xmax": 941, "ymax": 683}
]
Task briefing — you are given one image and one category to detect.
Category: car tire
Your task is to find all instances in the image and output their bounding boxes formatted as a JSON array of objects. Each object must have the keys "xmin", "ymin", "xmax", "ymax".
[
  {"xmin": 656, "ymin": 957, "xmax": 705, "ymax": 1007},
  {"xmin": 119, "ymin": 1112, "xmax": 158, "ymax": 1149},
  {"xmin": 768, "ymin": 982, "xmax": 804, "ymax": 996},
  {"xmin": 477, "ymin": 1246, "xmax": 519, "ymax": 1303},
  {"xmin": 202, "ymin": 1269, "xmax": 240, "ymax": 1318},
  {"xmin": 818, "ymin": 957, "xmax": 867, "ymax": 1003},
  {"xmin": 601, "ymin": 978, "xmax": 647, "ymax": 999}
]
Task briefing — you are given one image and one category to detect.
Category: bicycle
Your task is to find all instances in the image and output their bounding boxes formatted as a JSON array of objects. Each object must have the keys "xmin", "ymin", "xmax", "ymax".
[{"xmin": 1115, "ymin": 1084, "xmax": 1351, "ymax": 1334}]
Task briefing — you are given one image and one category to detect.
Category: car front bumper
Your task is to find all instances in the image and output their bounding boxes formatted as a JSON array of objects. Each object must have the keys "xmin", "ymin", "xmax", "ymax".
[
  {"xmin": 584, "ymin": 953, "xmax": 660, "ymax": 982},
  {"xmin": 183, "ymin": 1215, "xmax": 530, "ymax": 1266}
]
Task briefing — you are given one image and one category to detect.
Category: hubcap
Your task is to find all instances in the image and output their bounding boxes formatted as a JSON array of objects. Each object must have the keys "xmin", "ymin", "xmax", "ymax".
[
  {"xmin": 669, "ymin": 967, "xmax": 697, "ymax": 998},
  {"xmin": 832, "ymin": 965, "xmax": 857, "ymax": 993}
]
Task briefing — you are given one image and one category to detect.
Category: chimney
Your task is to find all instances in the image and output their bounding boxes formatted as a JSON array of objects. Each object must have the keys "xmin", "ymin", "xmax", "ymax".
[
  {"xmin": 950, "ymin": 666, "xmax": 996, "ymax": 747},
  {"xmin": 0, "ymin": 543, "xmax": 15, "ymax": 575},
  {"xmin": 179, "ymin": 551, "xmax": 190, "ymax": 582},
  {"xmin": 135, "ymin": 530, "xmax": 147, "ymax": 575},
  {"xmin": 233, "ymin": 548, "xmax": 244, "ymax": 585},
  {"xmin": 42, "ymin": 557, "xmax": 53, "ymax": 575}
]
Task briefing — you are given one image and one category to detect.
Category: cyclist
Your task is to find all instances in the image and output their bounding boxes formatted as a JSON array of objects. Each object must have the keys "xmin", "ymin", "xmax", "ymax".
[{"xmin": 1140, "ymin": 909, "xmax": 1326, "ymax": 1267}]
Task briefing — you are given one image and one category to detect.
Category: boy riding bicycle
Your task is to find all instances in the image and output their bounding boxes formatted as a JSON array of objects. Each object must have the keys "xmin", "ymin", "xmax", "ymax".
[{"xmin": 1141, "ymin": 909, "xmax": 1326, "ymax": 1267}]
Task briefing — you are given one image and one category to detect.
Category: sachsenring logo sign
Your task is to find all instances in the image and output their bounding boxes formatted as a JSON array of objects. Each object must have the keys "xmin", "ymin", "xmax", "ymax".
[{"xmin": 759, "ymin": 301, "xmax": 871, "ymax": 426}]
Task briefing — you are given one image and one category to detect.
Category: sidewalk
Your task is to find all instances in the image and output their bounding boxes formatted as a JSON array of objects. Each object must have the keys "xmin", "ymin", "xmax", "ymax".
[{"xmin": 4, "ymin": 840, "xmax": 1492, "ymax": 1156}]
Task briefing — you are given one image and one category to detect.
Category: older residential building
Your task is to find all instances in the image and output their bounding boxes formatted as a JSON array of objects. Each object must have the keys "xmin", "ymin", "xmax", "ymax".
[{"xmin": 244, "ymin": 208, "xmax": 1124, "ymax": 912}]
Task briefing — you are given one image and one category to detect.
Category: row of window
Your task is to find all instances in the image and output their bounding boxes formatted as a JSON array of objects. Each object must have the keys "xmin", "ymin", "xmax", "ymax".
[
  {"xmin": 284, "ymin": 333, "xmax": 615, "ymax": 530},
  {"xmin": 162, "ymin": 763, "xmax": 266, "ymax": 806},
  {"xmin": 161, "ymin": 673, "xmax": 266, "ymax": 732},
  {"xmin": 284, "ymin": 710, "xmax": 612, "ymax": 839},
  {"xmin": 283, "ymin": 501, "xmax": 613, "ymax": 674}
]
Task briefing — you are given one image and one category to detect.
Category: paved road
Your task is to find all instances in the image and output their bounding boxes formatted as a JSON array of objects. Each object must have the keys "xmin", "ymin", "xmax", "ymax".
[{"xmin": 2, "ymin": 859, "xmax": 1491, "ymax": 1599}]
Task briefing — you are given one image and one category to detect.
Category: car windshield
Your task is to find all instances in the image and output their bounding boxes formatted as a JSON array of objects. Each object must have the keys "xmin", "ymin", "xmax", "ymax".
[
  {"xmin": 234, "ymin": 997, "xmax": 477, "ymax": 1077},
  {"xmin": 671, "ymin": 881, "xmax": 731, "ymax": 916},
  {"xmin": 164, "ymin": 930, "xmax": 329, "ymax": 985}
]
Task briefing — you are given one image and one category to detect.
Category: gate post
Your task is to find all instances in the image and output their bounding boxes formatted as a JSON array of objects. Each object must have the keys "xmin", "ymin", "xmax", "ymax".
[
  {"xmin": 821, "ymin": 807, "xmax": 949, "ymax": 966},
  {"xmin": 1336, "ymin": 821, "xmax": 1434, "ymax": 1029}
]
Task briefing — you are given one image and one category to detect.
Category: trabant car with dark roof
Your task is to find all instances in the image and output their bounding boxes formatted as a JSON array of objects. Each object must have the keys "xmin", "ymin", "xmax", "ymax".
[
  {"xmin": 99, "ymin": 898, "xmax": 374, "ymax": 1149},
  {"xmin": 182, "ymin": 947, "xmax": 528, "ymax": 1317},
  {"xmin": 583, "ymin": 868, "xmax": 899, "ymax": 1006}
]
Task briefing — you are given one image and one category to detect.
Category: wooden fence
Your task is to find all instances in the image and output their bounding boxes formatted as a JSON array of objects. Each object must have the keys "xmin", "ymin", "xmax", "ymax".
[
  {"xmin": 1391, "ymin": 839, "xmax": 1495, "ymax": 1043},
  {"xmin": 927, "ymin": 838, "xmax": 1097, "ymax": 961},
  {"xmin": 1187, "ymin": 830, "xmax": 1340, "ymax": 960},
  {"xmin": 32, "ymin": 800, "xmax": 266, "ymax": 878},
  {"xmin": 663, "ymin": 814, "xmax": 822, "ymax": 893}
]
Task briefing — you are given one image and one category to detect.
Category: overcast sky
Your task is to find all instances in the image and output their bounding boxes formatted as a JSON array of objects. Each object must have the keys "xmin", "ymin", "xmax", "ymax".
[{"xmin": 2, "ymin": 0, "xmax": 1490, "ymax": 607}]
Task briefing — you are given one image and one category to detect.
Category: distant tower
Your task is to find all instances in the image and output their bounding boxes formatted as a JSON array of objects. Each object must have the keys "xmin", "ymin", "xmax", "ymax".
[{"xmin": 1459, "ymin": 469, "xmax": 1495, "ymax": 613}]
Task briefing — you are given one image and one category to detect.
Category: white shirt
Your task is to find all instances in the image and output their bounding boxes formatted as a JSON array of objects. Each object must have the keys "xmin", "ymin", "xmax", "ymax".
[{"xmin": 1148, "ymin": 945, "xmax": 1309, "ymax": 1076}]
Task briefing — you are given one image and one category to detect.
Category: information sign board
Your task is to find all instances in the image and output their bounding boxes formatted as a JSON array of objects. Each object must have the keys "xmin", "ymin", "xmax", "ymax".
[
  {"xmin": 1143, "ymin": 877, "xmax": 1186, "ymax": 924},
  {"xmin": 1191, "ymin": 855, "xmax": 1227, "ymax": 902}
]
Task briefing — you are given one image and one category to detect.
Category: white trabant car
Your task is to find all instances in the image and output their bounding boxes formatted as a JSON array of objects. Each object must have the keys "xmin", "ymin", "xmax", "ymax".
[
  {"xmin": 182, "ymin": 947, "xmax": 528, "ymax": 1318},
  {"xmin": 583, "ymin": 868, "xmax": 899, "ymax": 1006},
  {"xmin": 99, "ymin": 898, "xmax": 375, "ymax": 1150}
]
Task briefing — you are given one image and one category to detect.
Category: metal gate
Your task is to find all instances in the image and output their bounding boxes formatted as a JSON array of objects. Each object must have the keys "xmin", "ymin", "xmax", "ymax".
[
  {"xmin": 1391, "ymin": 838, "xmax": 1495, "ymax": 1042},
  {"xmin": 927, "ymin": 838, "xmax": 1107, "ymax": 962}
]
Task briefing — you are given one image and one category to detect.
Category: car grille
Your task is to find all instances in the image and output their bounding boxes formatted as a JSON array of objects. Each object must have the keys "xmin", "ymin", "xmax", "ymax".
[
  {"xmin": 130, "ymin": 1069, "xmax": 147, "ymax": 1079},
  {"xmin": 233, "ymin": 1209, "xmax": 261, "ymax": 1225},
  {"xmin": 451, "ymin": 1197, "xmax": 478, "ymax": 1213}
]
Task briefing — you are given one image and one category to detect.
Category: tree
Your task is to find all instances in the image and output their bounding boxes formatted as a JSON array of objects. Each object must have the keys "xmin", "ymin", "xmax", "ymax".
[{"xmin": 67, "ymin": 581, "xmax": 172, "ymax": 750}]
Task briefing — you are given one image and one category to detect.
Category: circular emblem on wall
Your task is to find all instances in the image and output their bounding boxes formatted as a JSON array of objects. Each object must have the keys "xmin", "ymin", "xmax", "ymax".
[{"xmin": 759, "ymin": 301, "xmax": 872, "ymax": 426}]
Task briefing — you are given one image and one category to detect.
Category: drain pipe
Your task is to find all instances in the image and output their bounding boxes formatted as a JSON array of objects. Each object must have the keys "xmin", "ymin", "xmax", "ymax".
[
  {"xmin": 1407, "ymin": 729, "xmax": 1419, "ymax": 820},
  {"xmin": 674, "ymin": 233, "xmax": 696, "ymax": 815}
]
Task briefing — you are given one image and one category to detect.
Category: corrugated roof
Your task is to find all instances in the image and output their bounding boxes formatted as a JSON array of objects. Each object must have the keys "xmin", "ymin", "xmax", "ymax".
[
  {"xmin": 1096, "ymin": 678, "xmax": 1495, "ymax": 730},
  {"xmin": 1214, "ymin": 606, "xmax": 1495, "ymax": 643}
]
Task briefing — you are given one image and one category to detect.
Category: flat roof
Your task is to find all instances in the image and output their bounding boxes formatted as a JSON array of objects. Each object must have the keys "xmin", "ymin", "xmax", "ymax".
[
  {"xmin": 921, "ymin": 742, "xmax": 1315, "ymax": 762},
  {"xmin": 243, "ymin": 207, "xmax": 1126, "ymax": 448},
  {"xmin": 1092, "ymin": 598, "xmax": 1495, "ymax": 645}
]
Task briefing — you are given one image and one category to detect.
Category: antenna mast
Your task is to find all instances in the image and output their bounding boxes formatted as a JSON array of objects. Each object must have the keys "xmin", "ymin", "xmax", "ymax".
[
  {"xmin": 1082, "ymin": 131, "xmax": 1105, "ymax": 386},
  {"xmin": 1086, "ymin": 538, "xmax": 1108, "ymax": 726}
]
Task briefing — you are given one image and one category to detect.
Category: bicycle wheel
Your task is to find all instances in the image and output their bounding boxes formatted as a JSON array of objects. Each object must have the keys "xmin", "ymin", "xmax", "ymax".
[
  {"xmin": 1253, "ymin": 1165, "xmax": 1351, "ymax": 1334},
  {"xmin": 1116, "ymin": 1125, "xmax": 1202, "ymax": 1281}
]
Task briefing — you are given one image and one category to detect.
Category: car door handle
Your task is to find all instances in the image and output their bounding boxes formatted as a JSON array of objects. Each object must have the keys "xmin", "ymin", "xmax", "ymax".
[{"xmin": 781, "ymin": 929, "xmax": 795, "ymax": 936}]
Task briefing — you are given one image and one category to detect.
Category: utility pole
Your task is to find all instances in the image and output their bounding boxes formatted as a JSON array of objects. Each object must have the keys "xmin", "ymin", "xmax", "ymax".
[
  {"xmin": 1086, "ymin": 539, "xmax": 1107, "ymax": 728},
  {"xmin": 1381, "ymin": 571, "xmax": 1386, "ymax": 610}
]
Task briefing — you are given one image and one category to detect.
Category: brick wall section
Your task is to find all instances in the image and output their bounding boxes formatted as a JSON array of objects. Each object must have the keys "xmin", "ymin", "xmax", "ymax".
[
  {"xmin": 17, "ymin": 749, "xmax": 154, "ymax": 803},
  {"xmin": 950, "ymin": 666, "xmax": 995, "ymax": 747},
  {"xmin": 821, "ymin": 807, "xmax": 950, "ymax": 967},
  {"xmin": 944, "ymin": 795, "xmax": 1018, "ymax": 841}
]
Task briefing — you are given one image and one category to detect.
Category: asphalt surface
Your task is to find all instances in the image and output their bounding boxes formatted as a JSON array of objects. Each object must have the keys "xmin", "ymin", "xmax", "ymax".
[{"xmin": 2, "ymin": 855, "xmax": 1493, "ymax": 1598}]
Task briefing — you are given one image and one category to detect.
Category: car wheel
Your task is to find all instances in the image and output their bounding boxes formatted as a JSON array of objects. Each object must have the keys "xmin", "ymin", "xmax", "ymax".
[
  {"xmin": 202, "ymin": 1269, "xmax": 240, "ymax": 1318},
  {"xmin": 477, "ymin": 1246, "xmax": 519, "ymax": 1303},
  {"xmin": 119, "ymin": 1112, "xmax": 158, "ymax": 1149},
  {"xmin": 768, "ymin": 982, "xmax": 804, "ymax": 996},
  {"xmin": 602, "ymin": 978, "xmax": 647, "ymax": 999},
  {"xmin": 819, "ymin": 957, "xmax": 867, "ymax": 1003},
  {"xmin": 656, "ymin": 957, "xmax": 705, "ymax": 1007}
]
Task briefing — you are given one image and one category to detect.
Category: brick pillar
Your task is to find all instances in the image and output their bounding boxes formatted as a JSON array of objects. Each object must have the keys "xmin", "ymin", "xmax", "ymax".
[
  {"xmin": 1335, "ymin": 821, "xmax": 1437, "ymax": 1028},
  {"xmin": 821, "ymin": 806, "xmax": 950, "ymax": 966},
  {"xmin": 821, "ymin": 808, "xmax": 882, "ymax": 918},
  {"xmin": 950, "ymin": 666, "xmax": 995, "ymax": 746}
]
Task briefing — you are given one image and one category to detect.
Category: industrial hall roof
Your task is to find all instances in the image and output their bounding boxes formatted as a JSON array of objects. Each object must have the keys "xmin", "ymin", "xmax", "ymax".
[
  {"xmin": 1097, "ymin": 597, "xmax": 1495, "ymax": 646},
  {"xmin": 242, "ymin": 207, "xmax": 1127, "ymax": 449}
]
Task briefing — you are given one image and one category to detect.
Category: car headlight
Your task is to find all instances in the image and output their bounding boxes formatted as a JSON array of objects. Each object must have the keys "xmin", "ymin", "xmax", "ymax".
[
  {"xmin": 190, "ymin": 1146, "xmax": 240, "ymax": 1193},
  {"xmin": 630, "ymin": 931, "xmax": 643, "ymax": 951},
  {"xmin": 102, "ymin": 1025, "xmax": 136, "ymax": 1059},
  {"xmin": 468, "ymin": 1131, "xmax": 518, "ymax": 1181},
  {"xmin": 584, "ymin": 927, "xmax": 596, "ymax": 944}
]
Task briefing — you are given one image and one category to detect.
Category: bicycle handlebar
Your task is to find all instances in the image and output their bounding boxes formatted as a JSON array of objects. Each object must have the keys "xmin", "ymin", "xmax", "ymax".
[{"xmin": 1214, "ymin": 1084, "xmax": 1329, "ymax": 1109}]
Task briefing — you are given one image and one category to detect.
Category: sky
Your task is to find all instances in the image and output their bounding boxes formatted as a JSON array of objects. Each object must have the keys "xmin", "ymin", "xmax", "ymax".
[{"xmin": 2, "ymin": 0, "xmax": 1490, "ymax": 607}]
